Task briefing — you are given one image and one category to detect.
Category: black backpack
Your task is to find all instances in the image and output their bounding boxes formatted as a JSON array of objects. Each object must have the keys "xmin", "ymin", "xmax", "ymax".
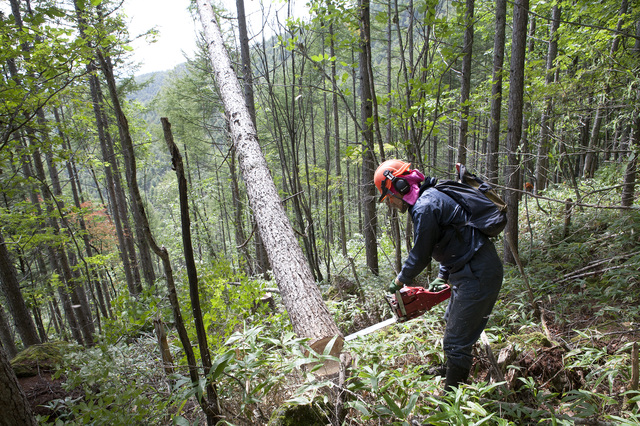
[{"xmin": 433, "ymin": 164, "xmax": 508, "ymax": 237}]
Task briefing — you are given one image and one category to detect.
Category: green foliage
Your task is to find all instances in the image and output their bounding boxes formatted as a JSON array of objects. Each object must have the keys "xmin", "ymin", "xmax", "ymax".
[
  {"xmin": 46, "ymin": 338, "xmax": 190, "ymax": 425},
  {"xmin": 208, "ymin": 323, "xmax": 337, "ymax": 422},
  {"xmin": 193, "ymin": 260, "xmax": 269, "ymax": 350},
  {"xmin": 102, "ymin": 287, "xmax": 169, "ymax": 344}
]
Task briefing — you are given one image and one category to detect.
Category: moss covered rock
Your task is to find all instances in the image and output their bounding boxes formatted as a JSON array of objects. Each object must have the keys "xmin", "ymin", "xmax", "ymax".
[
  {"xmin": 10, "ymin": 341, "xmax": 79, "ymax": 377},
  {"xmin": 268, "ymin": 402, "xmax": 331, "ymax": 426}
]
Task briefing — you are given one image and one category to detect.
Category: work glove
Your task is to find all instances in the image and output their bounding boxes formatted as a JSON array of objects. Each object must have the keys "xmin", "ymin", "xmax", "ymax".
[
  {"xmin": 428, "ymin": 277, "xmax": 448, "ymax": 292},
  {"xmin": 388, "ymin": 279, "xmax": 404, "ymax": 294}
]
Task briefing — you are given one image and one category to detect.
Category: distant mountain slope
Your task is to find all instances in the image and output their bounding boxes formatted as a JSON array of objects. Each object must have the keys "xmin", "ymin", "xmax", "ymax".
[{"xmin": 129, "ymin": 63, "xmax": 187, "ymax": 105}]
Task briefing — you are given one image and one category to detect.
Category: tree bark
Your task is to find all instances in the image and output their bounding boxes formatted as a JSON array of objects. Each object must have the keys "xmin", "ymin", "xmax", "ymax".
[
  {"xmin": 486, "ymin": 0, "xmax": 506, "ymax": 185},
  {"xmin": 0, "ymin": 232, "xmax": 41, "ymax": 349},
  {"xmin": 0, "ymin": 301, "xmax": 18, "ymax": 359},
  {"xmin": 96, "ymin": 51, "xmax": 156, "ymax": 289},
  {"xmin": 359, "ymin": 0, "xmax": 380, "ymax": 276},
  {"xmin": 164, "ymin": 120, "xmax": 220, "ymax": 424},
  {"xmin": 504, "ymin": 0, "xmax": 529, "ymax": 264},
  {"xmin": 0, "ymin": 343, "xmax": 36, "ymax": 426},
  {"xmin": 457, "ymin": 0, "xmax": 474, "ymax": 165},
  {"xmin": 621, "ymin": 111, "xmax": 639, "ymax": 207},
  {"xmin": 330, "ymin": 19, "xmax": 348, "ymax": 257},
  {"xmin": 535, "ymin": 5, "xmax": 560, "ymax": 192},
  {"xmin": 196, "ymin": 0, "xmax": 343, "ymax": 353},
  {"xmin": 233, "ymin": 0, "xmax": 256, "ymax": 274},
  {"xmin": 73, "ymin": 0, "xmax": 142, "ymax": 296}
]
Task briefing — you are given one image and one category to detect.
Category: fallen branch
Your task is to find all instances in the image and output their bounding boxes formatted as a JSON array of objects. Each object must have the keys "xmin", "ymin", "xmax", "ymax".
[
  {"xmin": 554, "ymin": 265, "xmax": 629, "ymax": 284},
  {"xmin": 632, "ymin": 342, "xmax": 638, "ymax": 392},
  {"xmin": 553, "ymin": 251, "xmax": 640, "ymax": 283},
  {"xmin": 505, "ymin": 231, "xmax": 553, "ymax": 342},
  {"xmin": 480, "ymin": 331, "xmax": 505, "ymax": 383}
]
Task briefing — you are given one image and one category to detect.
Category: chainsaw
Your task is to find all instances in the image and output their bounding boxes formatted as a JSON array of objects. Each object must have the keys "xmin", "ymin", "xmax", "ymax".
[{"xmin": 345, "ymin": 285, "xmax": 451, "ymax": 341}]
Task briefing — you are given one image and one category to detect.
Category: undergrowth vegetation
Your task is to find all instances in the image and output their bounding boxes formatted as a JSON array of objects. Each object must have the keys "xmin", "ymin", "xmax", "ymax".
[{"xmin": 42, "ymin": 169, "xmax": 640, "ymax": 424}]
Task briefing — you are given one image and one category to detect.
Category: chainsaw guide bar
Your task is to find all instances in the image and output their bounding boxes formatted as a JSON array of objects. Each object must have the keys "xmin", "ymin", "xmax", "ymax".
[{"xmin": 345, "ymin": 285, "xmax": 452, "ymax": 342}]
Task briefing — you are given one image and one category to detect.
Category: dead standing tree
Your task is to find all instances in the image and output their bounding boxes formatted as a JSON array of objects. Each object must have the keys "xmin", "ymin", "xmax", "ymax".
[{"xmin": 195, "ymin": 0, "xmax": 343, "ymax": 355}]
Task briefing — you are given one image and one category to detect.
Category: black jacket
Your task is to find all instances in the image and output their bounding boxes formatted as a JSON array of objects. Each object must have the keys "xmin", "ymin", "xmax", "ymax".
[{"xmin": 396, "ymin": 181, "xmax": 487, "ymax": 284}]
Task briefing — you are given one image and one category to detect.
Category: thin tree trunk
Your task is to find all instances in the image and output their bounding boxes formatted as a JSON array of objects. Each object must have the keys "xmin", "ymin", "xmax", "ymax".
[
  {"xmin": 28, "ymin": 136, "xmax": 94, "ymax": 345},
  {"xmin": 330, "ymin": 20, "xmax": 348, "ymax": 257},
  {"xmin": 0, "ymin": 232, "xmax": 40, "ymax": 348},
  {"xmin": 457, "ymin": 0, "xmax": 474, "ymax": 165},
  {"xmin": 504, "ymin": 0, "xmax": 529, "ymax": 264},
  {"xmin": 359, "ymin": 0, "xmax": 379, "ymax": 276},
  {"xmin": 232, "ymin": 0, "xmax": 256, "ymax": 274},
  {"xmin": 621, "ymin": 111, "xmax": 639, "ymax": 207},
  {"xmin": 42, "ymin": 143, "xmax": 96, "ymax": 341},
  {"xmin": 55, "ymin": 109, "xmax": 110, "ymax": 319},
  {"xmin": 73, "ymin": 0, "xmax": 142, "ymax": 296},
  {"xmin": 0, "ymin": 300, "xmax": 18, "ymax": 358},
  {"xmin": 230, "ymin": 147, "xmax": 253, "ymax": 275},
  {"xmin": 535, "ymin": 5, "xmax": 560, "ymax": 192},
  {"xmin": 583, "ymin": 103, "xmax": 604, "ymax": 179},
  {"xmin": 486, "ymin": 0, "xmax": 507, "ymax": 185},
  {"xmin": 386, "ymin": 3, "xmax": 402, "ymax": 271},
  {"xmin": 164, "ymin": 121, "xmax": 220, "ymax": 424},
  {"xmin": 97, "ymin": 51, "xmax": 156, "ymax": 289}
]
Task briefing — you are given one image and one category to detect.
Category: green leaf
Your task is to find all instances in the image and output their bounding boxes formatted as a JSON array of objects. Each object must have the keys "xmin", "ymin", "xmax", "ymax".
[
  {"xmin": 464, "ymin": 401, "xmax": 488, "ymax": 416},
  {"xmin": 404, "ymin": 393, "xmax": 419, "ymax": 416},
  {"xmin": 172, "ymin": 415, "xmax": 190, "ymax": 426},
  {"xmin": 208, "ymin": 350, "xmax": 235, "ymax": 381},
  {"xmin": 350, "ymin": 400, "xmax": 371, "ymax": 416},
  {"xmin": 382, "ymin": 394, "xmax": 404, "ymax": 418},
  {"xmin": 287, "ymin": 396, "xmax": 310, "ymax": 405}
]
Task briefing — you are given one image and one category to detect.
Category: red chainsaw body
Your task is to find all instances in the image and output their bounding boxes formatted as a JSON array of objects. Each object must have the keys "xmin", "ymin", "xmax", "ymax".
[{"xmin": 386, "ymin": 285, "xmax": 452, "ymax": 322}]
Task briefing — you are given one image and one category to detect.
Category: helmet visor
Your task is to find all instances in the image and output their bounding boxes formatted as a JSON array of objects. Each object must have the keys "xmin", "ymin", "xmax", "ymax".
[{"xmin": 378, "ymin": 185, "xmax": 391, "ymax": 202}]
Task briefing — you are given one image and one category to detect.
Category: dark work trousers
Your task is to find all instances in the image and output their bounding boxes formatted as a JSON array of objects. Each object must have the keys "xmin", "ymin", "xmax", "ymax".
[{"xmin": 443, "ymin": 239, "xmax": 503, "ymax": 371}]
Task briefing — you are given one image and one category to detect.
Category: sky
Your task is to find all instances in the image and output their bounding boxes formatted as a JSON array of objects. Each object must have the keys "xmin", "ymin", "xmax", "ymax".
[
  {"xmin": 123, "ymin": 0, "xmax": 307, "ymax": 75},
  {"xmin": 124, "ymin": 0, "xmax": 200, "ymax": 75},
  {"xmin": 0, "ymin": 0, "xmax": 293, "ymax": 75}
]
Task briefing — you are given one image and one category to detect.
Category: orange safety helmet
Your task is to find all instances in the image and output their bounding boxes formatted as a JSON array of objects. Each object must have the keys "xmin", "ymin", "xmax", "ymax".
[{"xmin": 374, "ymin": 159, "xmax": 411, "ymax": 202}]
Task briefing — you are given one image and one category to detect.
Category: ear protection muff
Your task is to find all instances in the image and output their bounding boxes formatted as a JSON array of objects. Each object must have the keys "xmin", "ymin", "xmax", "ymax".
[{"xmin": 383, "ymin": 170, "xmax": 410, "ymax": 196}]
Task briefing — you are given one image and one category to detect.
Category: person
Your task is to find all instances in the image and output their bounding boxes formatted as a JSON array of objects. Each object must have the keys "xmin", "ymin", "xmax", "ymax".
[{"xmin": 374, "ymin": 159, "xmax": 503, "ymax": 392}]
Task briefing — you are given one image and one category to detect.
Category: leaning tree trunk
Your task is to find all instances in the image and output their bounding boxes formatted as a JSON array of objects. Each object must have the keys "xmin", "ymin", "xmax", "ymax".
[
  {"xmin": 0, "ymin": 344, "xmax": 36, "ymax": 426},
  {"xmin": 97, "ymin": 52, "xmax": 157, "ymax": 289},
  {"xmin": 196, "ymin": 0, "xmax": 343, "ymax": 354}
]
